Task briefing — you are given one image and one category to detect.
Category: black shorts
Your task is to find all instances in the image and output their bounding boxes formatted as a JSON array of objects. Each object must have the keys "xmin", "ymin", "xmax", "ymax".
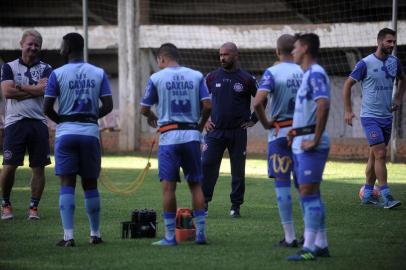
[{"xmin": 2, "ymin": 119, "xmax": 51, "ymax": 167}]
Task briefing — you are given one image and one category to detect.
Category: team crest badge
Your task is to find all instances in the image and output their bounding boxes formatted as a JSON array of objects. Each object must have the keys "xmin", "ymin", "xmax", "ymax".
[
  {"xmin": 370, "ymin": 131, "xmax": 378, "ymax": 139},
  {"xmin": 233, "ymin": 83, "xmax": 244, "ymax": 92},
  {"xmin": 3, "ymin": 150, "xmax": 12, "ymax": 160},
  {"xmin": 382, "ymin": 59, "xmax": 397, "ymax": 79}
]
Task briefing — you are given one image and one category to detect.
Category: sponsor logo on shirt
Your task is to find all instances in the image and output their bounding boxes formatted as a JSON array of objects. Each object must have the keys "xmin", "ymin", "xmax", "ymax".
[
  {"xmin": 382, "ymin": 59, "xmax": 397, "ymax": 79},
  {"xmin": 216, "ymin": 83, "xmax": 221, "ymax": 87}
]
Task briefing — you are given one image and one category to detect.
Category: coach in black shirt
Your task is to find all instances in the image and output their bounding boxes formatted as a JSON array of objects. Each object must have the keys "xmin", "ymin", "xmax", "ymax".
[{"xmin": 202, "ymin": 42, "xmax": 258, "ymax": 217}]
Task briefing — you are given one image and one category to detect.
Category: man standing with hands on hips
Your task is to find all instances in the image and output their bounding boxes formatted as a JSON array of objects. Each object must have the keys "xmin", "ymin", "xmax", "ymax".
[{"xmin": 202, "ymin": 42, "xmax": 258, "ymax": 218}]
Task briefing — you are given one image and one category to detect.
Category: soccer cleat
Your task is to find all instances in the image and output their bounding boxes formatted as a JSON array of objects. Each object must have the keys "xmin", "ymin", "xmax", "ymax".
[
  {"xmin": 382, "ymin": 195, "xmax": 401, "ymax": 209},
  {"xmin": 89, "ymin": 236, "xmax": 103, "ymax": 244},
  {"xmin": 361, "ymin": 195, "xmax": 379, "ymax": 205},
  {"xmin": 28, "ymin": 207, "xmax": 40, "ymax": 220},
  {"xmin": 56, "ymin": 239, "xmax": 75, "ymax": 247},
  {"xmin": 314, "ymin": 246, "xmax": 331, "ymax": 257},
  {"xmin": 275, "ymin": 238, "xmax": 298, "ymax": 248},
  {"xmin": 230, "ymin": 207, "xmax": 241, "ymax": 218},
  {"xmin": 287, "ymin": 249, "xmax": 316, "ymax": 261},
  {"xmin": 1, "ymin": 204, "xmax": 13, "ymax": 220},
  {"xmin": 195, "ymin": 231, "xmax": 207, "ymax": 245},
  {"xmin": 152, "ymin": 238, "xmax": 177, "ymax": 246}
]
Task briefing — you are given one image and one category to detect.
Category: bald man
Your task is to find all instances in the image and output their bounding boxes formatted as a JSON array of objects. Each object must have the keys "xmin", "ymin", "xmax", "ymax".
[
  {"xmin": 254, "ymin": 34, "xmax": 303, "ymax": 247},
  {"xmin": 202, "ymin": 42, "xmax": 258, "ymax": 218}
]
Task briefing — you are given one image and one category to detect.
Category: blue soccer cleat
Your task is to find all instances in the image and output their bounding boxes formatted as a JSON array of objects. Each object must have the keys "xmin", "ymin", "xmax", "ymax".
[
  {"xmin": 287, "ymin": 248, "xmax": 316, "ymax": 261},
  {"xmin": 361, "ymin": 195, "xmax": 379, "ymax": 205},
  {"xmin": 382, "ymin": 195, "xmax": 401, "ymax": 209},
  {"xmin": 195, "ymin": 231, "xmax": 207, "ymax": 245},
  {"xmin": 314, "ymin": 246, "xmax": 331, "ymax": 257},
  {"xmin": 275, "ymin": 238, "xmax": 298, "ymax": 248},
  {"xmin": 152, "ymin": 238, "xmax": 177, "ymax": 246}
]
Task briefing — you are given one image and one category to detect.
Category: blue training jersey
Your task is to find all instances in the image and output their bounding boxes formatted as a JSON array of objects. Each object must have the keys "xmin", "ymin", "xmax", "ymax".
[
  {"xmin": 350, "ymin": 53, "xmax": 403, "ymax": 118},
  {"xmin": 292, "ymin": 64, "xmax": 330, "ymax": 154},
  {"xmin": 258, "ymin": 61, "xmax": 303, "ymax": 142},
  {"xmin": 205, "ymin": 68, "xmax": 257, "ymax": 129},
  {"xmin": 140, "ymin": 66, "xmax": 210, "ymax": 145},
  {"xmin": 45, "ymin": 60, "xmax": 112, "ymax": 139}
]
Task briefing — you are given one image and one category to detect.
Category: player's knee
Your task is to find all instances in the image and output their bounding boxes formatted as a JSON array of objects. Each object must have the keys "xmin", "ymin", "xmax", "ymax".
[{"xmin": 372, "ymin": 146, "xmax": 386, "ymax": 160}]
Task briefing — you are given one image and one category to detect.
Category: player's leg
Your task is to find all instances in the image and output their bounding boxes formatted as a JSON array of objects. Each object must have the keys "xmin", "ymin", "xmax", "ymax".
[
  {"xmin": 201, "ymin": 130, "xmax": 227, "ymax": 212},
  {"xmin": 55, "ymin": 135, "xmax": 79, "ymax": 247},
  {"xmin": 365, "ymin": 149, "xmax": 376, "ymax": 185},
  {"xmin": 361, "ymin": 149, "xmax": 379, "ymax": 205},
  {"xmin": 57, "ymin": 175, "xmax": 77, "ymax": 247},
  {"xmin": 0, "ymin": 165, "xmax": 18, "ymax": 220},
  {"xmin": 376, "ymin": 118, "xmax": 401, "ymax": 209},
  {"xmin": 182, "ymin": 141, "xmax": 207, "ymax": 244},
  {"xmin": 79, "ymin": 135, "xmax": 103, "ymax": 244},
  {"xmin": 28, "ymin": 167, "xmax": 45, "ymax": 219},
  {"xmin": 268, "ymin": 138, "xmax": 297, "ymax": 247},
  {"xmin": 152, "ymin": 144, "xmax": 180, "ymax": 246},
  {"xmin": 288, "ymin": 149, "xmax": 329, "ymax": 261},
  {"xmin": 227, "ymin": 129, "xmax": 247, "ymax": 217},
  {"xmin": 361, "ymin": 117, "xmax": 399, "ymax": 208},
  {"xmin": 27, "ymin": 120, "xmax": 51, "ymax": 219},
  {"xmin": 1, "ymin": 121, "xmax": 26, "ymax": 220}
]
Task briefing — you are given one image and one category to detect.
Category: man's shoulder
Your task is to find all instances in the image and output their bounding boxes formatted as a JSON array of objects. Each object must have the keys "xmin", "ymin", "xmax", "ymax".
[
  {"xmin": 361, "ymin": 53, "xmax": 378, "ymax": 64},
  {"xmin": 38, "ymin": 61, "xmax": 52, "ymax": 69},
  {"xmin": 3, "ymin": 59, "xmax": 19, "ymax": 70},
  {"xmin": 206, "ymin": 67, "xmax": 222, "ymax": 77},
  {"xmin": 238, "ymin": 68, "xmax": 255, "ymax": 79},
  {"xmin": 181, "ymin": 66, "xmax": 204, "ymax": 78}
]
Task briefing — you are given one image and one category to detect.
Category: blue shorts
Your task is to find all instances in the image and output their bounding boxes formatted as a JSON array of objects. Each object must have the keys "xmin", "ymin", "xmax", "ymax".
[
  {"xmin": 55, "ymin": 134, "xmax": 101, "ymax": 179},
  {"xmin": 293, "ymin": 148, "xmax": 329, "ymax": 184},
  {"xmin": 158, "ymin": 141, "xmax": 202, "ymax": 182},
  {"xmin": 2, "ymin": 119, "xmax": 51, "ymax": 167},
  {"xmin": 268, "ymin": 138, "xmax": 293, "ymax": 181},
  {"xmin": 360, "ymin": 117, "xmax": 392, "ymax": 146}
]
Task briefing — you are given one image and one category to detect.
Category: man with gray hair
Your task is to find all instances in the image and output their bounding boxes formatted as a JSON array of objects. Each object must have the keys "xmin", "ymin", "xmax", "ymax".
[{"xmin": 0, "ymin": 29, "xmax": 52, "ymax": 220}]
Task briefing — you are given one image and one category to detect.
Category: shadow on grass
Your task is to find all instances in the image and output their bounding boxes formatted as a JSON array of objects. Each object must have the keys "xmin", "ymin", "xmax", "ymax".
[{"xmin": 0, "ymin": 166, "xmax": 405, "ymax": 270}]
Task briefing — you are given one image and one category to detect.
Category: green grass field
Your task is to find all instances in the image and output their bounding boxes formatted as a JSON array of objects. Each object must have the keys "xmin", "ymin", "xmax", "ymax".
[{"xmin": 0, "ymin": 155, "xmax": 405, "ymax": 270}]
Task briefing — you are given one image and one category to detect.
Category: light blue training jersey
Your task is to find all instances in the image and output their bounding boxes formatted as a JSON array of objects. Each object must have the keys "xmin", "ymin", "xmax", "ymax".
[
  {"xmin": 292, "ymin": 64, "xmax": 330, "ymax": 154},
  {"xmin": 350, "ymin": 53, "xmax": 403, "ymax": 118},
  {"xmin": 258, "ymin": 61, "xmax": 303, "ymax": 142},
  {"xmin": 141, "ymin": 66, "xmax": 210, "ymax": 145},
  {"xmin": 45, "ymin": 60, "xmax": 112, "ymax": 139}
]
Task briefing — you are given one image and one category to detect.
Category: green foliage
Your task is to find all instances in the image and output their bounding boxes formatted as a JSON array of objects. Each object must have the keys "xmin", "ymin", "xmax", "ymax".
[{"xmin": 0, "ymin": 157, "xmax": 405, "ymax": 270}]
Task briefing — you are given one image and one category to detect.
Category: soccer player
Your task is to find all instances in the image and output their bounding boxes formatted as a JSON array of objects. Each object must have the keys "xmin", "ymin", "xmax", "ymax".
[
  {"xmin": 140, "ymin": 43, "xmax": 211, "ymax": 246},
  {"xmin": 254, "ymin": 34, "xmax": 303, "ymax": 247},
  {"xmin": 343, "ymin": 28, "xmax": 405, "ymax": 209},
  {"xmin": 202, "ymin": 42, "xmax": 258, "ymax": 217},
  {"xmin": 0, "ymin": 29, "xmax": 52, "ymax": 220},
  {"xmin": 287, "ymin": 33, "xmax": 331, "ymax": 261},
  {"xmin": 44, "ymin": 33, "xmax": 113, "ymax": 247}
]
